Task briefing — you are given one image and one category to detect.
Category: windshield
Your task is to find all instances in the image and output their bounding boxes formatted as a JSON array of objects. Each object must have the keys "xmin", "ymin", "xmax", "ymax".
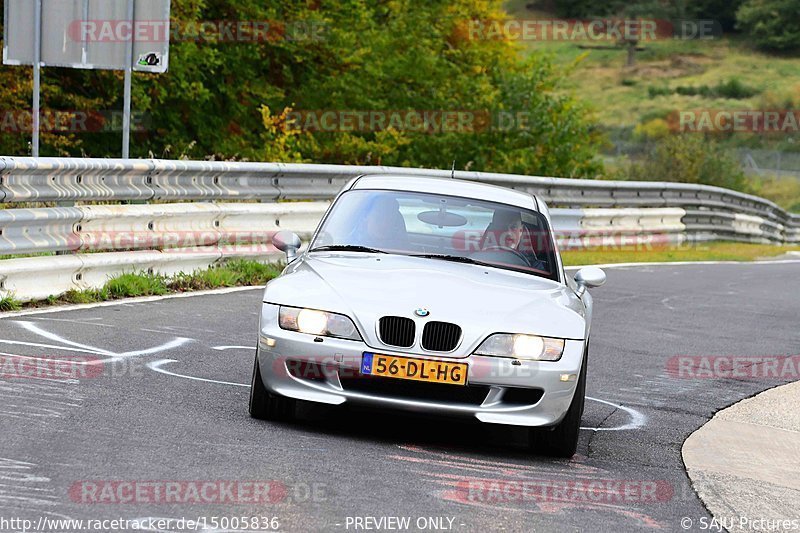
[{"xmin": 310, "ymin": 189, "xmax": 559, "ymax": 281}]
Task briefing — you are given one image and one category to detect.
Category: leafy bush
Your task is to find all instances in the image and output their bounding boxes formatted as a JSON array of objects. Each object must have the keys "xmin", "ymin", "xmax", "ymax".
[
  {"xmin": 737, "ymin": 0, "xmax": 800, "ymax": 52},
  {"xmin": 648, "ymin": 86, "xmax": 672, "ymax": 98},
  {"xmin": 714, "ymin": 78, "xmax": 760, "ymax": 99},
  {"xmin": 688, "ymin": 0, "xmax": 746, "ymax": 32},
  {"xmin": 648, "ymin": 79, "xmax": 758, "ymax": 99},
  {"xmin": 633, "ymin": 118, "xmax": 671, "ymax": 141},
  {"xmin": 622, "ymin": 135, "xmax": 752, "ymax": 192}
]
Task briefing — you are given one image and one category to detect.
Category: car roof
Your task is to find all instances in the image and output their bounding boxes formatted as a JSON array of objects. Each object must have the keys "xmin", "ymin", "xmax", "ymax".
[{"xmin": 350, "ymin": 174, "xmax": 539, "ymax": 211}]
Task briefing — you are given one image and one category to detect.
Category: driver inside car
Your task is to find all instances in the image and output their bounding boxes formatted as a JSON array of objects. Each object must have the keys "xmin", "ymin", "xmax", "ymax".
[{"xmin": 480, "ymin": 209, "xmax": 546, "ymax": 270}]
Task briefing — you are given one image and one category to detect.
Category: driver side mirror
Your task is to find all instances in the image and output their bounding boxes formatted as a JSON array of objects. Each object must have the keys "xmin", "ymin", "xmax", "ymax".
[
  {"xmin": 574, "ymin": 267, "xmax": 606, "ymax": 297},
  {"xmin": 272, "ymin": 231, "xmax": 302, "ymax": 263}
]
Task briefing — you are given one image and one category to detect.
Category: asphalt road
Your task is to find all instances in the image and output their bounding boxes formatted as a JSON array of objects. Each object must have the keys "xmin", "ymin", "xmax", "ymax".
[{"xmin": 0, "ymin": 262, "xmax": 798, "ymax": 533}]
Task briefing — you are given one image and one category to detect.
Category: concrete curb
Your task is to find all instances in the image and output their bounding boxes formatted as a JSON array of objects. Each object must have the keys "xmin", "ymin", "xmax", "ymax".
[{"xmin": 683, "ymin": 381, "xmax": 800, "ymax": 532}]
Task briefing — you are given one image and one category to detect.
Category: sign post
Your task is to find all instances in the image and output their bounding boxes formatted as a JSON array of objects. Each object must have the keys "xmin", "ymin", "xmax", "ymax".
[
  {"xmin": 3, "ymin": 0, "xmax": 171, "ymax": 159},
  {"xmin": 31, "ymin": 0, "xmax": 42, "ymax": 157},
  {"xmin": 122, "ymin": 0, "xmax": 135, "ymax": 159}
]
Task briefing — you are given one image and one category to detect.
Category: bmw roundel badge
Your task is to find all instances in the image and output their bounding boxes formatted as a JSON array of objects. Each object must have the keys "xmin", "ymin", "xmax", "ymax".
[{"xmin": 414, "ymin": 308, "xmax": 430, "ymax": 317}]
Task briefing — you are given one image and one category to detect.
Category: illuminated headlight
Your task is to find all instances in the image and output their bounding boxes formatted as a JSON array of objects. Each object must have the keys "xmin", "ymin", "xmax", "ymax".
[
  {"xmin": 278, "ymin": 306, "xmax": 361, "ymax": 341},
  {"xmin": 474, "ymin": 334, "xmax": 565, "ymax": 361}
]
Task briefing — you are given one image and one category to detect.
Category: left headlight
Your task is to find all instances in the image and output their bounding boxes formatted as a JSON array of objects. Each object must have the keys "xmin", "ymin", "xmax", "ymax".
[
  {"xmin": 278, "ymin": 306, "xmax": 362, "ymax": 341},
  {"xmin": 474, "ymin": 333, "xmax": 565, "ymax": 361}
]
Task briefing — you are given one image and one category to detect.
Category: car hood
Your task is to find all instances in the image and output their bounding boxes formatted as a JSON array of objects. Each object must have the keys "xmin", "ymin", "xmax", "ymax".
[{"xmin": 263, "ymin": 253, "xmax": 587, "ymax": 355}]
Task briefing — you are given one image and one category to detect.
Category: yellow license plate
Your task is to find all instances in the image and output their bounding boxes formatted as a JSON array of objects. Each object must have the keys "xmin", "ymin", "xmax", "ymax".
[{"xmin": 360, "ymin": 352, "xmax": 467, "ymax": 386}]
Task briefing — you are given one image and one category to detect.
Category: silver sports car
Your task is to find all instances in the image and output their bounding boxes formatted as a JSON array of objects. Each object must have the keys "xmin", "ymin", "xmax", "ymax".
[{"xmin": 249, "ymin": 174, "xmax": 605, "ymax": 457}]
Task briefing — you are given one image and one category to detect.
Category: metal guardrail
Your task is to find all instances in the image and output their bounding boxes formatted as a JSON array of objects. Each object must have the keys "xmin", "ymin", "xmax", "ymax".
[{"xmin": 0, "ymin": 157, "xmax": 798, "ymax": 301}]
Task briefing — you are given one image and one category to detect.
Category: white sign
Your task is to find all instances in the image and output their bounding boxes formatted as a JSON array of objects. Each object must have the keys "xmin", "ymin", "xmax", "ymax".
[{"xmin": 3, "ymin": 0, "xmax": 170, "ymax": 73}]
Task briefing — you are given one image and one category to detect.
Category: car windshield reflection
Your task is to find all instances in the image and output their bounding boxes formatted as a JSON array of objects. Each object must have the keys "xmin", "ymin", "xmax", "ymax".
[{"xmin": 309, "ymin": 189, "xmax": 559, "ymax": 281}]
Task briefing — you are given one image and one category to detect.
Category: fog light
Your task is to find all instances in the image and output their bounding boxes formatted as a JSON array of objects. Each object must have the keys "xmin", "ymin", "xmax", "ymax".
[{"xmin": 560, "ymin": 373, "xmax": 577, "ymax": 382}]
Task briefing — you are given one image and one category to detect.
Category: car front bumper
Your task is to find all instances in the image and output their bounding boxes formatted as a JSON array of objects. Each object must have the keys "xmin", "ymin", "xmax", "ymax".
[{"xmin": 256, "ymin": 304, "xmax": 585, "ymax": 427}]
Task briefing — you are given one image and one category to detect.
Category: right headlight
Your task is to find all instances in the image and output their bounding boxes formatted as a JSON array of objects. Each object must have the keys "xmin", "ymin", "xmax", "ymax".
[{"xmin": 473, "ymin": 334, "xmax": 565, "ymax": 361}]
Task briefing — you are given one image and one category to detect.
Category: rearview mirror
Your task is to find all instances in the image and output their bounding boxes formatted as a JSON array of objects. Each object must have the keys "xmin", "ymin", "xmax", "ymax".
[
  {"xmin": 574, "ymin": 267, "xmax": 606, "ymax": 297},
  {"xmin": 272, "ymin": 231, "xmax": 302, "ymax": 263}
]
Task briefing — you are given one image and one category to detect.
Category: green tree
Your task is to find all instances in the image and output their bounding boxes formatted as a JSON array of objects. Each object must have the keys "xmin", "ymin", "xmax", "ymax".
[
  {"xmin": 736, "ymin": 0, "xmax": 800, "ymax": 52},
  {"xmin": 624, "ymin": 135, "xmax": 751, "ymax": 193},
  {"xmin": 689, "ymin": 0, "xmax": 745, "ymax": 32}
]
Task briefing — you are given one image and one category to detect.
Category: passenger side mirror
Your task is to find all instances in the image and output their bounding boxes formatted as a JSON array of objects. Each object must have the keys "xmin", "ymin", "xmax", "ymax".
[
  {"xmin": 272, "ymin": 231, "xmax": 302, "ymax": 263},
  {"xmin": 574, "ymin": 267, "xmax": 606, "ymax": 297}
]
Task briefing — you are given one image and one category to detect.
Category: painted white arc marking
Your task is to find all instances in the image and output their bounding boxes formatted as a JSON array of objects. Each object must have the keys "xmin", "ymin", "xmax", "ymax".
[
  {"xmin": 117, "ymin": 337, "xmax": 192, "ymax": 358},
  {"xmin": 147, "ymin": 359, "xmax": 250, "ymax": 388},
  {"xmin": 14, "ymin": 321, "xmax": 114, "ymax": 356},
  {"xmin": 0, "ymin": 339, "xmax": 108, "ymax": 356},
  {"xmin": 212, "ymin": 346, "xmax": 255, "ymax": 351},
  {"xmin": 582, "ymin": 396, "xmax": 647, "ymax": 432},
  {"xmin": 11, "ymin": 321, "xmax": 191, "ymax": 363}
]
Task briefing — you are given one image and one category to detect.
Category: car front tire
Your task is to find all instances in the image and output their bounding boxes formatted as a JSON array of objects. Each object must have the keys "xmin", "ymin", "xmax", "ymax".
[
  {"xmin": 529, "ymin": 346, "xmax": 587, "ymax": 458},
  {"xmin": 249, "ymin": 350, "xmax": 297, "ymax": 421}
]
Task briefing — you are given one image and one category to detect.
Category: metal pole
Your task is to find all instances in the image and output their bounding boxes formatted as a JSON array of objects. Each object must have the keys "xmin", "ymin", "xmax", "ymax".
[
  {"xmin": 122, "ymin": 0, "xmax": 135, "ymax": 159},
  {"xmin": 32, "ymin": 0, "xmax": 43, "ymax": 157}
]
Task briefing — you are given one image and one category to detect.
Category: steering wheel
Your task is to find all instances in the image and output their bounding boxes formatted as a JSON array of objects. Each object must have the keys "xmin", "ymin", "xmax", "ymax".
[{"xmin": 478, "ymin": 245, "xmax": 531, "ymax": 265}]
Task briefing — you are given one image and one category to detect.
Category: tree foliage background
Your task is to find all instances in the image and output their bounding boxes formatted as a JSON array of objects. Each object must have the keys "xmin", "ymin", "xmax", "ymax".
[
  {"xmin": 551, "ymin": 0, "xmax": 800, "ymax": 50},
  {"xmin": 0, "ymin": 0, "xmax": 604, "ymax": 178}
]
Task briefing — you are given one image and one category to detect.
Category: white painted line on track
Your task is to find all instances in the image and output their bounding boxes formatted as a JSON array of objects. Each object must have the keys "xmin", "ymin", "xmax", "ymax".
[
  {"xmin": 147, "ymin": 359, "xmax": 250, "ymax": 388},
  {"xmin": 115, "ymin": 338, "xmax": 192, "ymax": 358},
  {"xmin": 6, "ymin": 321, "xmax": 191, "ymax": 364},
  {"xmin": 0, "ymin": 339, "xmax": 107, "ymax": 355},
  {"xmin": 212, "ymin": 346, "xmax": 255, "ymax": 351},
  {"xmin": 583, "ymin": 396, "xmax": 647, "ymax": 432},
  {"xmin": 15, "ymin": 321, "xmax": 114, "ymax": 356}
]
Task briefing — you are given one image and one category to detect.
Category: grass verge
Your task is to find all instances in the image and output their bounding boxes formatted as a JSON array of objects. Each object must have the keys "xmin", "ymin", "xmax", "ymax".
[
  {"xmin": 561, "ymin": 242, "xmax": 800, "ymax": 266},
  {"xmin": 7, "ymin": 259, "xmax": 283, "ymax": 311}
]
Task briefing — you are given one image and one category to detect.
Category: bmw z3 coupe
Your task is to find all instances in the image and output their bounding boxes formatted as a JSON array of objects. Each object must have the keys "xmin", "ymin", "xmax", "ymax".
[{"xmin": 249, "ymin": 174, "xmax": 605, "ymax": 457}]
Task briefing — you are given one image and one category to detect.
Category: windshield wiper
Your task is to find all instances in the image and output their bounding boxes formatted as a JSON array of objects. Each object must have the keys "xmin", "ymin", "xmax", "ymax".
[
  {"xmin": 309, "ymin": 245, "xmax": 387, "ymax": 254},
  {"xmin": 410, "ymin": 253, "xmax": 493, "ymax": 268}
]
